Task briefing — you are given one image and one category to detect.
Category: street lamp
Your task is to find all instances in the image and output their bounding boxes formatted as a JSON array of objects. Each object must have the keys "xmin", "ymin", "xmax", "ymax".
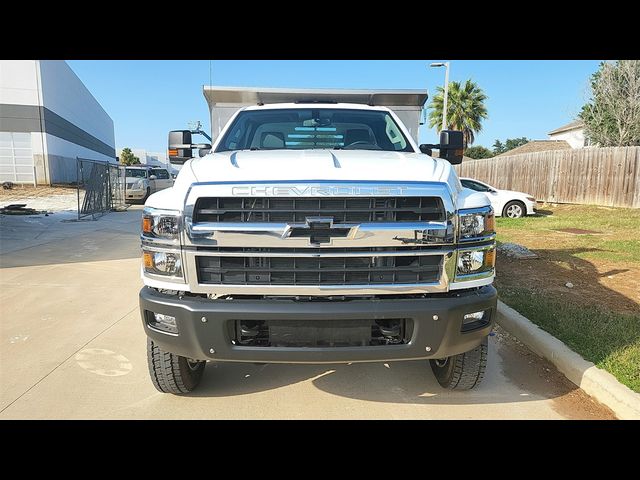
[{"xmin": 430, "ymin": 62, "xmax": 450, "ymax": 132}]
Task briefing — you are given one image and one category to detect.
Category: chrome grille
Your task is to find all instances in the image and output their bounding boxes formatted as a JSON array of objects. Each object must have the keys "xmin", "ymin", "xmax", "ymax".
[
  {"xmin": 196, "ymin": 254, "xmax": 442, "ymax": 286},
  {"xmin": 193, "ymin": 197, "xmax": 445, "ymax": 223}
]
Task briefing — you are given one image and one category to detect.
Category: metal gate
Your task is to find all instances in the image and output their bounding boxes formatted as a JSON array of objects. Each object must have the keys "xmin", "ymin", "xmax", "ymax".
[{"xmin": 76, "ymin": 157, "xmax": 126, "ymax": 220}]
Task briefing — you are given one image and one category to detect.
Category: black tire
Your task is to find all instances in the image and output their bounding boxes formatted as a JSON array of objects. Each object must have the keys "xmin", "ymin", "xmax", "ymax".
[
  {"xmin": 147, "ymin": 338, "xmax": 206, "ymax": 394},
  {"xmin": 503, "ymin": 200, "xmax": 525, "ymax": 218},
  {"xmin": 142, "ymin": 187, "xmax": 151, "ymax": 203},
  {"xmin": 429, "ymin": 337, "xmax": 488, "ymax": 390}
]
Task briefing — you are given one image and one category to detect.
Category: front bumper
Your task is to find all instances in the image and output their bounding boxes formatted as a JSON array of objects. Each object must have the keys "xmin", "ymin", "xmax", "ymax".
[
  {"xmin": 525, "ymin": 200, "xmax": 537, "ymax": 215},
  {"xmin": 126, "ymin": 188, "xmax": 146, "ymax": 199},
  {"xmin": 139, "ymin": 285, "xmax": 497, "ymax": 363}
]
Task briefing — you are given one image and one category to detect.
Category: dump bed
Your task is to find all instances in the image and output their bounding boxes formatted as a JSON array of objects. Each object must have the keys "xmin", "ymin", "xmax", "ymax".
[{"xmin": 203, "ymin": 86, "xmax": 429, "ymax": 143}]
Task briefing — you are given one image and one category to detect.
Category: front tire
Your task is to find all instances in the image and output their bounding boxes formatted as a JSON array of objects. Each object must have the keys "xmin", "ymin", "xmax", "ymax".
[
  {"xmin": 503, "ymin": 200, "xmax": 525, "ymax": 218},
  {"xmin": 429, "ymin": 337, "xmax": 488, "ymax": 390},
  {"xmin": 147, "ymin": 338, "xmax": 206, "ymax": 394}
]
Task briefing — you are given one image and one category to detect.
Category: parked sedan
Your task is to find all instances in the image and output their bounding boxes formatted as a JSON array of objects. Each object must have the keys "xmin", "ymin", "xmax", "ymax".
[{"xmin": 460, "ymin": 177, "xmax": 536, "ymax": 218}]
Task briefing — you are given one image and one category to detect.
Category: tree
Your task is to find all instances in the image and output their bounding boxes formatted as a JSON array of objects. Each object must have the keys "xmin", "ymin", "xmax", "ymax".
[
  {"xmin": 428, "ymin": 79, "xmax": 488, "ymax": 147},
  {"xmin": 492, "ymin": 137, "xmax": 529, "ymax": 155},
  {"xmin": 580, "ymin": 60, "xmax": 640, "ymax": 146},
  {"xmin": 465, "ymin": 145, "xmax": 493, "ymax": 159},
  {"xmin": 120, "ymin": 147, "xmax": 140, "ymax": 166}
]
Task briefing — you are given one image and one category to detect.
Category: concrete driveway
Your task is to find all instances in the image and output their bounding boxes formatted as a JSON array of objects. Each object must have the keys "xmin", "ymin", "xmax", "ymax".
[{"xmin": 0, "ymin": 207, "xmax": 615, "ymax": 419}]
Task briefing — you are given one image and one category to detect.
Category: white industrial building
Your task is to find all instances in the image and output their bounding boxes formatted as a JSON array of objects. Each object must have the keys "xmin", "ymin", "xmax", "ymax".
[{"xmin": 0, "ymin": 60, "xmax": 115, "ymax": 185}]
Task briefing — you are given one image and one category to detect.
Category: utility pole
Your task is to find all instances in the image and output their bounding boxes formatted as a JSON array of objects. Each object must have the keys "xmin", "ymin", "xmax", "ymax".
[{"xmin": 430, "ymin": 62, "xmax": 451, "ymax": 131}]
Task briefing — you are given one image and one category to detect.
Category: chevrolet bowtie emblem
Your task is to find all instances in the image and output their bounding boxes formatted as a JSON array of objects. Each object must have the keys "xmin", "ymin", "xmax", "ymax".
[{"xmin": 284, "ymin": 217, "xmax": 356, "ymax": 245}]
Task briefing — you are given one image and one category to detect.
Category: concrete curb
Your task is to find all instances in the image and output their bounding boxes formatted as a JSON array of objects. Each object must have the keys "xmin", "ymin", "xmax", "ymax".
[{"xmin": 496, "ymin": 300, "xmax": 640, "ymax": 420}]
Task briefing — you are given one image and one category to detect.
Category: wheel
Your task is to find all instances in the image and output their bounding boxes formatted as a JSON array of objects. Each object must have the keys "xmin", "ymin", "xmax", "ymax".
[
  {"xmin": 503, "ymin": 200, "xmax": 525, "ymax": 218},
  {"xmin": 147, "ymin": 338, "xmax": 206, "ymax": 394},
  {"xmin": 429, "ymin": 337, "xmax": 488, "ymax": 390},
  {"xmin": 142, "ymin": 187, "xmax": 151, "ymax": 203}
]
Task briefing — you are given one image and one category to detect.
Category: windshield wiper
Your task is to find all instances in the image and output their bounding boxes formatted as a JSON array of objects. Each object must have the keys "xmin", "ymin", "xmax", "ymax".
[{"xmin": 249, "ymin": 147, "xmax": 261, "ymax": 151}]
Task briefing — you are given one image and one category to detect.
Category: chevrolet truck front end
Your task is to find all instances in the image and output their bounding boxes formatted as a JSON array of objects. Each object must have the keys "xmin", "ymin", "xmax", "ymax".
[{"xmin": 139, "ymin": 182, "xmax": 497, "ymax": 363}]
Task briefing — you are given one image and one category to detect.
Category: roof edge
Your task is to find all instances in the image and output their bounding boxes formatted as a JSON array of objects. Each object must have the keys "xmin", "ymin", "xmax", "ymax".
[{"xmin": 202, "ymin": 86, "xmax": 429, "ymax": 108}]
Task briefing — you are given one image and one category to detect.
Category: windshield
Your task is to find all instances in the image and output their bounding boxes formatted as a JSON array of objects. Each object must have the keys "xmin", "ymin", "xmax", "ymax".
[
  {"xmin": 461, "ymin": 179, "xmax": 491, "ymax": 192},
  {"xmin": 215, "ymin": 108, "xmax": 413, "ymax": 153},
  {"xmin": 126, "ymin": 169, "xmax": 147, "ymax": 178}
]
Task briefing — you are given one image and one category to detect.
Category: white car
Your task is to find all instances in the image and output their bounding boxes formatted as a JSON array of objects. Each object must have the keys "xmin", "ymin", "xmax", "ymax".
[
  {"xmin": 460, "ymin": 177, "xmax": 536, "ymax": 218},
  {"xmin": 125, "ymin": 166, "xmax": 174, "ymax": 203}
]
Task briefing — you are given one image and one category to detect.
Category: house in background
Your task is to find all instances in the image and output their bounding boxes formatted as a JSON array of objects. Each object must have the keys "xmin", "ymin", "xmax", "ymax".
[
  {"xmin": 548, "ymin": 120, "xmax": 589, "ymax": 148},
  {"xmin": 495, "ymin": 140, "xmax": 571, "ymax": 157},
  {"xmin": 0, "ymin": 60, "xmax": 115, "ymax": 185}
]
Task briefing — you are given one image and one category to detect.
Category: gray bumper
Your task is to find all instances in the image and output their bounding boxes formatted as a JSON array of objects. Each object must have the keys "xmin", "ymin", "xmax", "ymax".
[{"xmin": 139, "ymin": 285, "xmax": 497, "ymax": 364}]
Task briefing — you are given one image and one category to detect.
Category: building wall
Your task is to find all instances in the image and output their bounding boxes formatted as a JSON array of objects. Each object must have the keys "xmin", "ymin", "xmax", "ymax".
[
  {"xmin": 39, "ymin": 61, "xmax": 115, "ymax": 153},
  {"xmin": 549, "ymin": 128, "xmax": 587, "ymax": 149},
  {"xmin": 0, "ymin": 60, "xmax": 40, "ymax": 107},
  {"xmin": 0, "ymin": 60, "xmax": 116, "ymax": 185},
  {"xmin": 0, "ymin": 61, "xmax": 44, "ymax": 184}
]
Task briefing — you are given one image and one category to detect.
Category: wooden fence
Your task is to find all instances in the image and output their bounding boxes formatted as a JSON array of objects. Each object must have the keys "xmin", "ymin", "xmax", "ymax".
[{"xmin": 454, "ymin": 146, "xmax": 640, "ymax": 208}]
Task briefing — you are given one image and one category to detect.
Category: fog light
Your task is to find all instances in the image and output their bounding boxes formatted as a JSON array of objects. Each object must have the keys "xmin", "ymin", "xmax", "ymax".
[
  {"xmin": 148, "ymin": 311, "xmax": 178, "ymax": 334},
  {"xmin": 463, "ymin": 311, "xmax": 485, "ymax": 323},
  {"xmin": 461, "ymin": 309, "xmax": 490, "ymax": 332}
]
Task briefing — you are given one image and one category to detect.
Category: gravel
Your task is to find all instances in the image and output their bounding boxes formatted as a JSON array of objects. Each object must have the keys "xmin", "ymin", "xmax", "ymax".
[{"xmin": 497, "ymin": 242, "xmax": 539, "ymax": 259}]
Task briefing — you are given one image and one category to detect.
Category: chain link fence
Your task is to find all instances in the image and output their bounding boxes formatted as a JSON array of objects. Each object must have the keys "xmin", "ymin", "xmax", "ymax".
[{"xmin": 76, "ymin": 157, "xmax": 126, "ymax": 220}]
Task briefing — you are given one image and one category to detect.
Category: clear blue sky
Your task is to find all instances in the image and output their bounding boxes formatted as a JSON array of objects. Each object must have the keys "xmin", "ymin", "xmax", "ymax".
[{"xmin": 67, "ymin": 60, "xmax": 601, "ymax": 153}]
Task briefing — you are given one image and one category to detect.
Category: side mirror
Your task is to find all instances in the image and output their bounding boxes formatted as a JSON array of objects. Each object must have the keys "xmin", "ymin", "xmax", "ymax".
[
  {"xmin": 438, "ymin": 130, "xmax": 464, "ymax": 165},
  {"xmin": 149, "ymin": 175, "xmax": 157, "ymax": 180},
  {"xmin": 419, "ymin": 144, "xmax": 432, "ymax": 155},
  {"xmin": 168, "ymin": 130, "xmax": 193, "ymax": 165}
]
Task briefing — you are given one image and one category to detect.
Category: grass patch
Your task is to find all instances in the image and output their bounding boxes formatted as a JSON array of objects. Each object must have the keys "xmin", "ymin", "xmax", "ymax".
[
  {"xmin": 497, "ymin": 205, "xmax": 640, "ymax": 233},
  {"xmin": 499, "ymin": 286, "xmax": 640, "ymax": 393}
]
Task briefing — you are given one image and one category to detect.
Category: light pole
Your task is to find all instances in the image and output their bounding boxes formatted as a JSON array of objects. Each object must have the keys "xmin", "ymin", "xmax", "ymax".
[{"xmin": 430, "ymin": 62, "xmax": 450, "ymax": 132}]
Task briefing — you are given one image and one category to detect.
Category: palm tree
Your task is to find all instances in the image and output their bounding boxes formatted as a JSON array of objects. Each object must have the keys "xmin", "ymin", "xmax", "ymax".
[{"xmin": 428, "ymin": 79, "xmax": 488, "ymax": 147}]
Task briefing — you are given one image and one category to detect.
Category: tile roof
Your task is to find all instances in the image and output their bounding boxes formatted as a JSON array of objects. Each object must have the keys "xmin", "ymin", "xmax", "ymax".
[
  {"xmin": 495, "ymin": 140, "xmax": 572, "ymax": 157},
  {"xmin": 548, "ymin": 120, "xmax": 584, "ymax": 135}
]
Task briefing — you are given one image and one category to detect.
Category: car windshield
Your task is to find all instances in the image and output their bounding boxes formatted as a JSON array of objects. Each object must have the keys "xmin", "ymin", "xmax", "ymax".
[
  {"xmin": 126, "ymin": 169, "xmax": 147, "ymax": 178},
  {"xmin": 461, "ymin": 179, "xmax": 491, "ymax": 192},
  {"xmin": 215, "ymin": 108, "xmax": 413, "ymax": 153}
]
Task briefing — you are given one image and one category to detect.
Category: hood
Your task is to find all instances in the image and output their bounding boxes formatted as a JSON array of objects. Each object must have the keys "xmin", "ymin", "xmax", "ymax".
[{"xmin": 187, "ymin": 150, "xmax": 452, "ymax": 184}]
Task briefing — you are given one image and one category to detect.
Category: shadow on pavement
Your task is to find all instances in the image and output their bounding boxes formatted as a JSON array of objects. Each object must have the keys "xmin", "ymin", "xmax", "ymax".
[
  {"xmin": 0, "ymin": 207, "xmax": 143, "ymax": 268},
  {"xmin": 188, "ymin": 334, "xmax": 581, "ymax": 407}
]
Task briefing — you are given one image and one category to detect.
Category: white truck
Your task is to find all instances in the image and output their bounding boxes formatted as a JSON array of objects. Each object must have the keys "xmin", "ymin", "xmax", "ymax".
[{"xmin": 140, "ymin": 87, "xmax": 497, "ymax": 394}]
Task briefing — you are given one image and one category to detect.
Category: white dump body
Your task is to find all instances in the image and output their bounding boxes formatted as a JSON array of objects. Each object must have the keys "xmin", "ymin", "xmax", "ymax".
[{"xmin": 203, "ymin": 86, "xmax": 428, "ymax": 143}]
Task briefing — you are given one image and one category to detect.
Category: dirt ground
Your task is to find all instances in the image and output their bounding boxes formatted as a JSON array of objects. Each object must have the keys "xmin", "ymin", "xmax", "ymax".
[
  {"xmin": 0, "ymin": 185, "xmax": 76, "ymax": 200},
  {"xmin": 0, "ymin": 185, "xmax": 78, "ymax": 212},
  {"xmin": 496, "ymin": 204, "xmax": 640, "ymax": 315}
]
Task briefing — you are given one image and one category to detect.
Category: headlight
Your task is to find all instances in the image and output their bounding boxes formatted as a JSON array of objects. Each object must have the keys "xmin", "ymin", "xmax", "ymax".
[
  {"xmin": 142, "ymin": 208, "xmax": 180, "ymax": 239},
  {"xmin": 458, "ymin": 206, "xmax": 495, "ymax": 241},
  {"xmin": 526, "ymin": 196, "xmax": 536, "ymax": 202},
  {"xmin": 456, "ymin": 247, "xmax": 496, "ymax": 278},
  {"xmin": 137, "ymin": 179, "xmax": 145, "ymax": 188},
  {"xmin": 143, "ymin": 250, "xmax": 183, "ymax": 277}
]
